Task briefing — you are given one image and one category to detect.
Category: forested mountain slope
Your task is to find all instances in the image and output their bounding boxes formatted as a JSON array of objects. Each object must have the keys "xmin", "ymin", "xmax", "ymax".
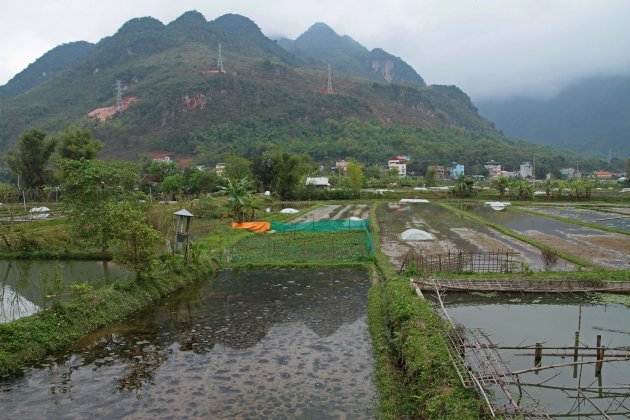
[
  {"xmin": 476, "ymin": 75, "xmax": 630, "ymax": 159},
  {"xmin": 0, "ymin": 11, "xmax": 599, "ymax": 175}
]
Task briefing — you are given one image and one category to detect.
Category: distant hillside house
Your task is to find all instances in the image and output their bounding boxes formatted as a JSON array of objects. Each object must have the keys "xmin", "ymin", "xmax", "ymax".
[
  {"xmin": 593, "ymin": 170, "xmax": 613, "ymax": 179},
  {"xmin": 149, "ymin": 151, "xmax": 172, "ymax": 163},
  {"xmin": 484, "ymin": 160, "xmax": 502, "ymax": 179},
  {"xmin": 335, "ymin": 160, "xmax": 349, "ymax": 173},
  {"xmin": 215, "ymin": 163, "xmax": 226, "ymax": 176},
  {"xmin": 520, "ymin": 162, "xmax": 533, "ymax": 179},
  {"xmin": 388, "ymin": 156, "xmax": 407, "ymax": 178},
  {"xmin": 450, "ymin": 162, "xmax": 465, "ymax": 180},
  {"xmin": 305, "ymin": 177, "xmax": 330, "ymax": 188},
  {"xmin": 428, "ymin": 165, "xmax": 448, "ymax": 180},
  {"xmin": 560, "ymin": 168, "xmax": 580, "ymax": 179}
]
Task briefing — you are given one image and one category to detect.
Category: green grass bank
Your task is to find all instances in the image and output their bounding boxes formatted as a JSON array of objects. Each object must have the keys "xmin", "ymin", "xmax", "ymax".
[
  {"xmin": 367, "ymin": 202, "xmax": 485, "ymax": 418},
  {"xmin": 0, "ymin": 257, "xmax": 215, "ymax": 376}
]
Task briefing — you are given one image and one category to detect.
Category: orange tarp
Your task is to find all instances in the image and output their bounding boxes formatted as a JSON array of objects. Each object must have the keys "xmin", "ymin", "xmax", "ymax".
[{"xmin": 231, "ymin": 221, "xmax": 271, "ymax": 233}]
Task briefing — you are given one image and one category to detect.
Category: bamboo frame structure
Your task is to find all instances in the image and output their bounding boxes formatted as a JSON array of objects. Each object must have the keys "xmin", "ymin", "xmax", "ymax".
[{"xmin": 423, "ymin": 278, "xmax": 630, "ymax": 418}]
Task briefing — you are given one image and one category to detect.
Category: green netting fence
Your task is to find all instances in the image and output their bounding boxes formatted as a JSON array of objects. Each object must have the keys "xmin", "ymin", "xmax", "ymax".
[
  {"xmin": 218, "ymin": 219, "xmax": 374, "ymax": 263},
  {"xmin": 270, "ymin": 219, "xmax": 370, "ymax": 233}
]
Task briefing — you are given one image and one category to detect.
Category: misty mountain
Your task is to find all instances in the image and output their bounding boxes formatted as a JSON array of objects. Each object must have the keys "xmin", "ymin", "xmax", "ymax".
[
  {"xmin": 476, "ymin": 75, "xmax": 630, "ymax": 159},
  {"xmin": 0, "ymin": 41, "xmax": 95, "ymax": 100},
  {"xmin": 278, "ymin": 23, "xmax": 425, "ymax": 86},
  {"xmin": 0, "ymin": 10, "xmax": 590, "ymax": 175}
]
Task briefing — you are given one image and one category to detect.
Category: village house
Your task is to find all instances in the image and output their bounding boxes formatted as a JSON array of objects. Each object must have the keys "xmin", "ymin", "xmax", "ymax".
[
  {"xmin": 450, "ymin": 162, "xmax": 465, "ymax": 180},
  {"xmin": 560, "ymin": 168, "xmax": 580, "ymax": 179},
  {"xmin": 427, "ymin": 165, "xmax": 448, "ymax": 180},
  {"xmin": 388, "ymin": 155, "xmax": 407, "ymax": 178},
  {"xmin": 305, "ymin": 177, "xmax": 331, "ymax": 189},
  {"xmin": 335, "ymin": 160, "xmax": 349, "ymax": 173},
  {"xmin": 520, "ymin": 161, "xmax": 533, "ymax": 179},
  {"xmin": 484, "ymin": 160, "xmax": 502, "ymax": 179},
  {"xmin": 593, "ymin": 170, "xmax": 613, "ymax": 180},
  {"xmin": 149, "ymin": 151, "xmax": 172, "ymax": 163}
]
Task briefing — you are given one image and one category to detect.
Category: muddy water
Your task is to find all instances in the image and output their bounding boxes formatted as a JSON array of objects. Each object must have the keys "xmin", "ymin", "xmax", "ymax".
[
  {"xmin": 439, "ymin": 294, "xmax": 630, "ymax": 417},
  {"xmin": 1, "ymin": 260, "xmax": 131, "ymax": 323},
  {"xmin": 529, "ymin": 206, "xmax": 630, "ymax": 232},
  {"xmin": 0, "ymin": 268, "xmax": 375, "ymax": 419}
]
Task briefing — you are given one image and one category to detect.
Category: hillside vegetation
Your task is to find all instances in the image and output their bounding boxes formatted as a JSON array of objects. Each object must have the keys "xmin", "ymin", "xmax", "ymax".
[{"xmin": 0, "ymin": 11, "xmax": 606, "ymax": 176}]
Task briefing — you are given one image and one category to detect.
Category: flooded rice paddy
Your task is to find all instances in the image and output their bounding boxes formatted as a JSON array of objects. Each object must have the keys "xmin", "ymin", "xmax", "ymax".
[
  {"xmin": 377, "ymin": 202, "xmax": 572, "ymax": 271},
  {"xmin": 528, "ymin": 206, "xmax": 630, "ymax": 232},
  {"xmin": 438, "ymin": 293, "xmax": 630, "ymax": 417},
  {"xmin": 1, "ymin": 260, "xmax": 131, "ymax": 323},
  {"xmin": 465, "ymin": 205, "xmax": 630, "ymax": 269},
  {"xmin": 0, "ymin": 268, "xmax": 375, "ymax": 419}
]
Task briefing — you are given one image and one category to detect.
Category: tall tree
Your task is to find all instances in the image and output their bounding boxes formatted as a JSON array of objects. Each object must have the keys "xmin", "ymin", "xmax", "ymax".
[
  {"xmin": 59, "ymin": 159, "xmax": 140, "ymax": 253},
  {"xmin": 224, "ymin": 154, "xmax": 252, "ymax": 180},
  {"xmin": 252, "ymin": 151, "xmax": 311, "ymax": 199},
  {"xmin": 5, "ymin": 129, "xmax": 57, "ymax": 188},
  {"xmin": 346, "ymin": 159, "xmax": 365, "ymax": 196},
  {"xmin": 108, "ymin": 201, "xmax": 163, "ymax": 280},
  {"xmin": 56, "ymin": 127, "xmax": 104, "ymax": 160}
]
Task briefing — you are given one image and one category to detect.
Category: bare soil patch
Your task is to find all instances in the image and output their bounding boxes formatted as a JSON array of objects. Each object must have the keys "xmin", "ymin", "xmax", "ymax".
[
  {"xmin": 292, "ymin": 204, "xmax": 370, "ymax": 223},
  {"xmin": 525, "ymin": 231, "xmax": 630, "ymax": 269},
  {"xmin": 291, "ymin": 205, "xmax": 340, "ymax": 223},
  {"xmin": 451, "ymin": 227, "xmax": 576, "ymax": 271}
]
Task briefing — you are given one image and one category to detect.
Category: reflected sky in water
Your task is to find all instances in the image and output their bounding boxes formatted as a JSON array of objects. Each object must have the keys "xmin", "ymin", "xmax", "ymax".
[{"xmin": 0, "ymin": 268, "xmax": 375, "ymax": 419}]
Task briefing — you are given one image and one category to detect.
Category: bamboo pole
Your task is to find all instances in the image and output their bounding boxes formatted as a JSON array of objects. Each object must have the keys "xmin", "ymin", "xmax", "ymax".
[
  {"xmin": 534, "ymin": 342, "xmax": 543, "ymax": 370},
  {"xmin": 595, "ymin": 335, "xmax": 604, "ymax": 377},
  {"xmin": 495, "ymin": 357, "xmax": 630, "ymax": 377},
  {"xmin": 576, "ymin": 389, "xmax": 612, "ymax": 420}
]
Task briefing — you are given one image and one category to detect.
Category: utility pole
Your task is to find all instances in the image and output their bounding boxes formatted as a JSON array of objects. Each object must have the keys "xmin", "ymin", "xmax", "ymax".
[
  {"xmin": 532, "ymin": 154, "xmax": 536, "ymax": 185},
  {"xmin": 608, "ymin": 149, "xmax": 612, "ymax": 165},
  {"xmin": 326, "ymin": 64, "xmax": 333, "ymax": 94},
  {"xmin": 115, "ymin": 80, "xmax": 122, "ymax": 112},
  {"xmin": 217, "ymin": 43, "xmax": 224, "ymax": 73}
]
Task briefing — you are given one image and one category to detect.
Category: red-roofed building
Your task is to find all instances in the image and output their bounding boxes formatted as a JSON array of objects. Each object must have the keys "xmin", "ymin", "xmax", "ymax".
[
  {"xmin": 149, "ymin": 151, "xmax": 172, "ymax": 163},
  {"xmin": 593, "ymin": 171, "xmax": 613, "ymax": 179}
]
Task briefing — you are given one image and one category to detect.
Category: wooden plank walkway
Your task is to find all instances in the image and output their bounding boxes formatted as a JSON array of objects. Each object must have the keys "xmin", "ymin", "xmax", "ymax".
[{"xmin": 413, "ymin": 278, "xmax": 630, "ymax": 293}]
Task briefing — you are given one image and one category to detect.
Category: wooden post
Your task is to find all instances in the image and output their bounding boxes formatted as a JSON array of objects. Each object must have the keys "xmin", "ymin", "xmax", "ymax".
[
  {"xmin": 534, "ymin": 342, "xmax": 543, "ymax": 371},
  {"xmin": 595, "ymin": 335, "xmax": 603, "ymax": 377},
  {"xmin": 573, "ymin": 331, "xmax": 580, "ymax": 378}
]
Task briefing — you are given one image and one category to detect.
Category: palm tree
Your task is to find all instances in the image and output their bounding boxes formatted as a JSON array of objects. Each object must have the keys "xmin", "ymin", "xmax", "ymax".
[
  {"xmin": 451, "ymin": 175, "xmax": 475, "ymax": 198},
  {"xmin": 492, "ymin": 176, "xmax": 509, "ymax": 198},
  {"xmin": 218, "ymin": 178, "xmax": 254, "ymax": 223}
]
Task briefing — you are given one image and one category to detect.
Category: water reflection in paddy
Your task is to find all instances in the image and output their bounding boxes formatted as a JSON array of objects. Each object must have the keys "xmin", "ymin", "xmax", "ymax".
[
  {"xmin": 529, "ymin": 206, "xmax": 630, "ymax": 232},
  {"xmin": 0, "ymin": 268, "xmax": 375, "ymax": 419},
  {"xmin": 437, "ymin": 293, "xmax": 630, "ymax": 417},
  {"xmin": 1, "ymin": 260, "xmax": 131, "ymax": 323}
]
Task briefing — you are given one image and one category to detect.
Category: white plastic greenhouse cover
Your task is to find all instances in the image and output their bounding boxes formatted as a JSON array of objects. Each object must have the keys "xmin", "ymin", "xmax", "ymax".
[
  {"xmin": 280, "ymin": 208, "xmax": 299, "ymax": 214},
  {"xmin": 401, "ymin": 229, "xmax": 434, "ymax": 241}
]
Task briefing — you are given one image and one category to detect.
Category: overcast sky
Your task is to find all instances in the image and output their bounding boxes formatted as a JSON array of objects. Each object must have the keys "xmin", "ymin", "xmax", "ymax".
[{"xmin": 1, "ymin": 0, "xmax": 629, "ymax": 100}]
